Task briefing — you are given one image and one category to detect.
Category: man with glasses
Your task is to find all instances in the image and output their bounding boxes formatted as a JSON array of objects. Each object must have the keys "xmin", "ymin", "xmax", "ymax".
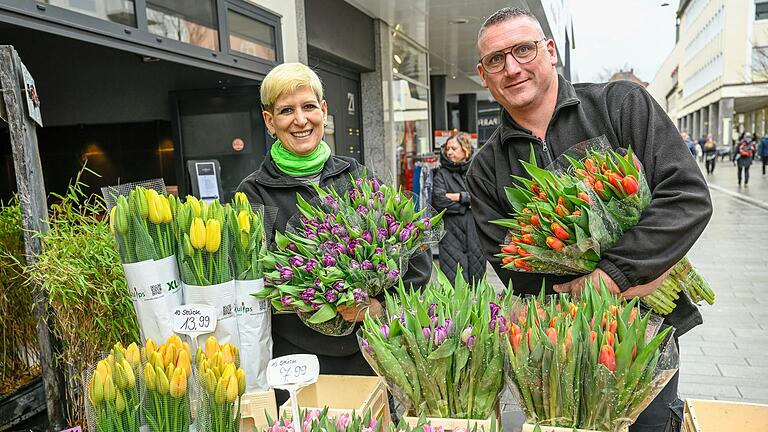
[{"xmin": 466, "ymin": 7, "xmax": 712, "ymax": 432}]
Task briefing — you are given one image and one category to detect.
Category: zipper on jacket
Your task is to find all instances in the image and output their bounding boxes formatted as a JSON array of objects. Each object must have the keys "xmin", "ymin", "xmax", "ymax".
[{"xmin": 540, "ymin": 139, "xmax": 554, "ymax": 166}]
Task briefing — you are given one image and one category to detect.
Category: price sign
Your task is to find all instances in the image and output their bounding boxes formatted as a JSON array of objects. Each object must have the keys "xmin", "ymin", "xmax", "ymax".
[
  {"xmin": 267, "ymin": 354, "xmax": 320, "ymax": 389},
  {"xmin": 173, "ymin": 304, "xmax": 217, "ymax": 336}
]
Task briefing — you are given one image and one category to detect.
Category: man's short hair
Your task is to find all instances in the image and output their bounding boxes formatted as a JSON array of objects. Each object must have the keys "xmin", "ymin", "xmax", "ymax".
[{"xmin": 478, "ymin": 7, "xmax": 539, "ymax": 42}]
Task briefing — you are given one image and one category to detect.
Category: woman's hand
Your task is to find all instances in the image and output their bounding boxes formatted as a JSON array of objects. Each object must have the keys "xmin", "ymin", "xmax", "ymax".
[
  {"xmin": 337, "ymin": 298, "xmax": 383, "ymax": 322},
  {"xmin": 446, "ymin": 193, "xmax": 461, "ymax": 202}
]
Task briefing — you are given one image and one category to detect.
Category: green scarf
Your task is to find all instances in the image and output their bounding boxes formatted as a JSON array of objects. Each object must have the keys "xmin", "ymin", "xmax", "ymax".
[{"xmin": 270, "ymin": 139, "xmax": 332, "ymax": 177}]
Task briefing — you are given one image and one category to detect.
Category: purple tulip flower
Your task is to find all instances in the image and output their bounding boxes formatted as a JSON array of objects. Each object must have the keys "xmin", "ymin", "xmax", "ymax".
[
  {"xmin": 377, "ymin": 228, "xmax": 388, "ymax": 242},
  {"xmin": 352, "ymin": 288, "xmax": 368, "ymax": 303},
  {"xmin": 388, "ymin": 222, "xmax": 400, "ymax": 236},
  {"xmin": 434, "ymin": 326, "xmax": 448, "ymax": 346},
  {"xmin": 289, "ymin": 256, "xmax": 305, "ymax": 267},
  {"xmin": 377, "ymin": 263, "xmax": 388, "ymax": 272},
  {"xmin": 466, "ymin": 335, "xmax": 476, "ymax": 349},
  {"xmin": 324, "ymin": 290, "xmax": 339, "ymax": 303},
  {"xmin": 361, "ymin": 260, "xmax": 374, "ymax": 270},
  {"xmin": 371, "ymin": 178, "xmax": 380, "ymax": 192},
  {"xmin": 331, "ymin": 224, "xmax": 348, "ymax": 237},
  {"xmin": 324, "ymin": 195, "xmax": 339, "ymax": 208},
  {"xmin": 323, "ymin": 253, "xmax": 336, "ymax": 267},
  {"xmin": 333, "ymin": 280, "xmax": 346, "ymax": 292},
  {"xmin": 287, "ymin": 242, "xmax": 298, "ymax": 252},
  {"xmin": 398, "ymin": 228, "xmax": 411, "ymax": 242},
  {"xmin": 281, "ymin": 296, "xmax": 293, "ymax": 307},
  {"xmin": 279, "ymin": 267, "xmax": 294, "ymax": 281},
  {"xmin": 305, "ymin": 259, "xmax": 319, "ymax": 273},
  {"xmin": 299, "ymin": 288, "xmax": 316, "ymax": 303},
  {"xmin": 350, "ymin": 260, "xmax": 361, "ymax": 270},
  {"xmin": 357, "ymin": 205, "xmax": 369, "ymax": 217},
  {"xmin": 489, "ymin": 303, "xmax": 501, "ymax": 320},
  {"xmin": 421, "ymin": 217, "xmax": 432, "ymax": 229},
  {"xmin": 422, "ymin": 327, "xmax": 431, "ymax": 341},
  {"xmin": 314, "ymin": 278, "xmax": 322, "ymax": 289},
  {"xmin": 380, "ymin": 324, "xmax": 390, "ymax": 339},
  {"xmin": 361, "ymin": 338, "xmax": 373, "ymax": 354},
  {"xmin": 387, "ymin": 269, "xmax": 400, "ymax": 280},
  {"xmin": 362, "ymin": 230, "xmax": 373, "ymax": 244}
]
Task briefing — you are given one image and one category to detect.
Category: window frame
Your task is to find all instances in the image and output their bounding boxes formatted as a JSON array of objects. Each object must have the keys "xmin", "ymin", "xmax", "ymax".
[{"xmin": 221, "ymin": 0, "xmax": 282, "ymax": 65}]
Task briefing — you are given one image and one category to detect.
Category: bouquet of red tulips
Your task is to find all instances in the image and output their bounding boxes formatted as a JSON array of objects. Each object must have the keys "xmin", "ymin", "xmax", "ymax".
[
  {"xmin": 504, "ymin": 279, "xmax": 678, "ymax": 431},
  {"xmin": 493, "ymin": 136, "xmax": 714, "ymax": 314}
]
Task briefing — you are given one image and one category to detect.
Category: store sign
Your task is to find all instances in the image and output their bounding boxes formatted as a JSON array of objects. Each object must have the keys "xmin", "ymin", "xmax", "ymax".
[
  {"xmin": 173, "ymin": 304, "xmax": 217, "ymax": 336},
  {"xmin": 266, "ymin": 354, "xmax": 320, "ymax": 388},
  {"xmin": 20, "ymin": 62, "xmax": 42, "ymax": 127},
  {"xmin": 478, "ymin": 116, "xmax": 499, "ymax": 127},
  {"xmin": 195, "ymin": 161, "xmax": 219, "ymax": 203}
]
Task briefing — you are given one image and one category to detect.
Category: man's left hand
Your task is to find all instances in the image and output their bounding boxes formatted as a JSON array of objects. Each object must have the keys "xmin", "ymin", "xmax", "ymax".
[{"xmin": 554, "ymin": 268, "xmax": 674, "ymax": 299}]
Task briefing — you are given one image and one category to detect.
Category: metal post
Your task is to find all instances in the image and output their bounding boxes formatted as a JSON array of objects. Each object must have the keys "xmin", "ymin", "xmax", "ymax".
[{"xmin": 0, "ymin": 45, "xmax": 66, "ymax": 431}]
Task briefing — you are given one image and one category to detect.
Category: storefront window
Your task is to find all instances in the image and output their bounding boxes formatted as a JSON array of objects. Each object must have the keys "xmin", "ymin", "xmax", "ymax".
[
  {"xmin": 40, "ymin": 0, "xmax": 136, "ymax": 26},
  {"xmin": 392, "ymin": 36, "xmax": 428, "ymax": 86},
  {"xmin": 393, "ymin": 79, "xmax": 431, "ymax": 189},
  {"xmin": 227, "ymin": 9, "xmax": 276, "ymax": 61},
  {"xmin": 146, "ymin": 0, "xmax": 219, "ymax": 51}
]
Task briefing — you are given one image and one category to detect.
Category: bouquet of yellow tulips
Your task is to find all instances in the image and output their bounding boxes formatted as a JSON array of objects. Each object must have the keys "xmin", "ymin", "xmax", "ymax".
[
  {"xmin": 104, "ymin": 182, "xmax": 184, "ymax": 344},
  {"xmin": 196, "ymin": 336, "xmax": 246, "ymax": 432},
  {"xmin": 228, "ymin": 192, "xmax": 272, "ymax": 392},
  {"xmin": 176, "ymin": 197, "xmax": 240, "ymax": 348},
  {"xmin": 140, "ymin": 336, "xmax": 192, "ymax": 432},
  {"xmin": 85, "ymin": 342, "xmax": 142, "ymax": 432}
]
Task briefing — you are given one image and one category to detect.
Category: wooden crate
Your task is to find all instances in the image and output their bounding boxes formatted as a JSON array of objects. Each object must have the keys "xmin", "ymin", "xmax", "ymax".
[
  {"xmin": 403, "ymin": 414, "xmax": 499, "ymax": 431},
  {"xmin": 682, "ymin": 399, "xmax": 768, "ymax": 432},
  {"xmin": 521, "ymin": 424, "xmax": 627, "ymax": 432},
  {"xmin": 280, "ymin": 375, "xmax": 391, "ymax": 427},
  {"xmin": 240, "ymin": 389, "xmax": 278, "ymax": 431}
]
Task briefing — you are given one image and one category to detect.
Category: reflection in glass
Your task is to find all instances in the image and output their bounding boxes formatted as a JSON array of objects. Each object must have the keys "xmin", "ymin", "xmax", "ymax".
[
  {"xmin": 227, "ymin": 9, "xmax": 276, "ymax": 61},
  {"xmin": 147, "ymin": 0, "xmax": 218, "ymax": 50},
  {"xmin": 393, "ymin": 79, "xmax": 430, "ymax": 188},
  {"xmin": 41, "ymin": 0, "xmax": 136, "ymax": 26},
  {"xmin": 392, "ymin": 36, "xmax": 428, "ymax": 85}
]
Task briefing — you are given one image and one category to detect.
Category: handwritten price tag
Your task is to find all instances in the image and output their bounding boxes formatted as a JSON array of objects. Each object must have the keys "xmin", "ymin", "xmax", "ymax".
[
  {"xmin": 173, "ymin": 304, "xmax": 217, "ymax": 336},
  {"xmin": 266, "ymin": 354, "xmax": 320, "ymax": 389}
]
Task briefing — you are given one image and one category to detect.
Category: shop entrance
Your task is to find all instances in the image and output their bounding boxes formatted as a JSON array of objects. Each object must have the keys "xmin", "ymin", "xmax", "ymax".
[
  {"xmin": 311, "ymin": 58, "xmax": 364, "ymax": 162},
  {"xmin": 171, "ymin": 86, "xmax": 267, "ymax": 201}
]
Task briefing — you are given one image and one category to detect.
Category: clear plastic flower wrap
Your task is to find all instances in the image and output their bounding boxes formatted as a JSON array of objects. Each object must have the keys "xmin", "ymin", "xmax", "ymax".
[
  {"xmin": 493, "ymin": 135, "xmax": 715, "ymax": 314},
  {"xmin": 255, "ymin": 169, "xmax": 445, "ymax": 336},
  {"xmin": 359, "ymin": 267, "xmax": 509, "ymax": 420},
  {"xmin": 138, "ymin": 336, "xmax": 193, "ymax": 432},
  {"xmin": 84, "ymin": 343, "xmax": 142, "ymax": 432},
  {"xmin": 503, "ymin": 279, "xmax": 679, "ymax": 431},
  {"xmin": 194, "ymin": 336, "xmax": 246, "ymax": 432}
]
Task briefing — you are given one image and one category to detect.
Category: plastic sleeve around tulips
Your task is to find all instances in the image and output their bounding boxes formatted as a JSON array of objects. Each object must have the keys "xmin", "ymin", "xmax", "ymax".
[
  {"xmin": 492, "ymin": 136, "xmax": 715, "ymax": 316},
  {"xmin": 503, "ymin": 280, "xmax": 679, "ymax": 432},
  {"xmin": 359, "ymin": 267, "xmax": 508, "ymax": 420}
]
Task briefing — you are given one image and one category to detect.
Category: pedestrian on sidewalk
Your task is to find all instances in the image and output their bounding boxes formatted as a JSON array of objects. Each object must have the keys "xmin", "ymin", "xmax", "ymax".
[
  {"xmin": 703, "ymin": 133, "xmax": 718, "ymax": 174},
  {"xmin": 736, "ymin": 133, "xmax": 757, "ymax": 186},
  {"xmin": 467, "ymin": 8, "xmax": 711, "ymax": 432},
  {"xmin": 432, "ymin": 131, "xmax": 486, "ymax": 283},
  {"xmin": 759, "ymin": 134, "xmax": 768, "ymax": 175},
  {"xmin": 682, "ymin": 132, "xmax": 695, "ymax": 158}
]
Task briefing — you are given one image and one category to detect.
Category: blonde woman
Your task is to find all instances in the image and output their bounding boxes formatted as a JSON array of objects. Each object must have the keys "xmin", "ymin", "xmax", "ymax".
[
  {"xmin": 432, "ymin": 132, "xmax": 486, "ymax": 282},
  {"xmin": 236, "ymin": 63, "xmax": 430, "ymax": 401}
]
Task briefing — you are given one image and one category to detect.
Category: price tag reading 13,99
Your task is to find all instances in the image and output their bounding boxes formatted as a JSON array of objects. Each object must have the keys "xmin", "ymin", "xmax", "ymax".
[
  {"xmin": 173, "ymin": 304, "xmax": 217, "ymax": 336},
  {"xmin": 266, "ymin": 354, "xmax": 320, "ymax": 389}
]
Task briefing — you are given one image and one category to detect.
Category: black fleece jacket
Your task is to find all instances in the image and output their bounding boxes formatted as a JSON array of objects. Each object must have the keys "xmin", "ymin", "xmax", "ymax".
[
  {"xmin": 236, "ymin": 153, "xmax": 431, "ymax": 356},
  {"xmin": 466, "ymin": 76, "xmax": 712, "ymax": 336}
]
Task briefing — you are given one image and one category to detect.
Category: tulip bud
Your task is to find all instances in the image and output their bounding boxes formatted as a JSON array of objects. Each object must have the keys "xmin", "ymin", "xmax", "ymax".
[
  {"xmin": 215, "ymin": 377, "xmax": 227, "ymax": 404},
  {"xmin": 159, "ymin": 195, "xmax": 172, "ymax": 224},
  {"xmin": 109, "ymin": 207, "xmax": 116, "ymax": 235},
  {"xmin": 119, "ymin": 359, "xmax": 136, "ymax": 389},
  {"xmin": 546, "ymin": 236, "xmax": 565, "ymax": 251},
  {"xmin": 114, "ymin": 362, "xmax": 128, "ymax": 390},
  {"xmin": 115, "ymin": 389, "xmax": 126, "ymax": 413},
  {"xmin": 164, "ymin": 343, "xmax": 177, "ymax": 367},
  {"xmin": 184, "ymin": 233, "xmax": 195, "ymax": 258},
  {"xmin": 204, "ymin": 369, "xmax": 217, "ymax": 395},
  {"xmin": 226, "ymin": 375, "xmax": 239, "ymax": 403},
  {"xmin": 115, "ymin": 197, "xmax": 130, "ymax": 234},
  {"xmin": 221, "ymin": 344, "xmax": 234, "ymax": 365},
  {"xmin": 145, "ymin": 338, "xmax": 157, "ymax": 357},
  {"xmin": 146, "ymin": 189, "xmax": 163, "ymax": 224},
  {"xmin": 103, "ymin": 374, "xmax": 116, "ymax": 403},
  {"xmin": 155, "ymin": 366, "xmax": 170, "ymax": 395},
  {"xmin": 165, "ymin": 363, "xmax": 175, "ymax": 384},
  {"xmin": 190, "ymin": 217, "xmax": 207, "ymax": 249},
  {"xmin": 90, "ymin": 370, "xmax": 105, "ymax": 406},
  {"xmin": 546, "ymin": 327, "xmax": 558, "ymax": 346},
  {"xmin": 205, "ymin": 218, "xmax": 222, "ymax": 253},
  {"xmin": 187, "ymin": 195, "xmax": 202, "ymax": 217},
  {"xmin": 176, "ymin": 349, "xmax": 191, "ymax": 377},
  {"xmin": 170, "ymin": 367, "xmax": 187, "ymax": 399},
  {"xmin": 599, "ymin": 344, "xmax": 617, "ymax": 372},
  {"xmin": 132, "ymin": 188, "xmax": 148, "ymax": 219},
  {"xmin": 605, "ymin": 330, "xmax": 615, "ymax": 348},
  {"xmin": 236, "ymin": 368, "xmax": 246, "ymax": 396},
  {"xmin": 144, "ymin": 363, "xmax": 156, "ymax": 392},
  {"xmin": 205, "ymin": 336, "xmax": 220, "ymax": 359},
  {"xmin": 96, "ymin": 359, "xmax": 111, "ymax": 378},
  {"xmin": 237, "ymin": 210, "xmax": 251, "ymax": 233},
  {"xmin": 125, "ymin": 343, "xmax": 140, "ymax": 370}
]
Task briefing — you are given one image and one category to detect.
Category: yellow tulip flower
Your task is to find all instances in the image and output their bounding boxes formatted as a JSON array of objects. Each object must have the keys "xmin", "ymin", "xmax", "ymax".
[
  {"xmin": 221, "ymin": 363, "xmax": 236, "ymax": 382},
  {"xmin": 220, "ymin": 344, "xmax": 234, "ymax": 365},
  {"xmin": 190, "ymin": 217, "xmax": 206, "ymax": 249},
  {"xmin": 234, "ymin": 192, "xmax": 249, "ymax": 209},
  {"xmin": 125, "ymin": 343, "xmax": 140, "ymax": 370},
  {"xmin": 109, "ymin": 207, "xmax": 116, "ymax": 234},
  {"xmin": 237, "ymin": 211, "xmax": 251, "ymax": 233},
  {"xmin": 114, "ymin": 362, "xmax": 128, "ymax": 390},
  {"xmin": 176, "ymin": 349, "xmax": 192, "ymax": 377},
  {"xmin": 90, "ymin": 370, "xmax": 104, "ymax": 406},
  {"xmin": 187, "ymin": 195, "xmax": 201, "ymax": 217},
  {"xmin": 204, "ymin": 369, "xmax": 217, "ymax": 395},
  {"xmin": 167, "ymin": 335, "xmax": 183, "ymax": 350},
  {"xmin": 155, "ymin": 366, "xmax": 170, "ymax": 395},
  {"xmin": 144, "ymin": 338, "xmax": 157, "ymax": 357},
  {"xmin": 160, "ymin": 195, "xmax": 172, "ymax": 224},
  {"xmin": 236, "ymin": 368, "xmax": 246, "ymax": 396},
  {"xmin": 226, "ymin": 375, "xmax": 239, "ymax": 403},
  {"xmin": 103, "ymin": 374, "xmax": 116, "ymax": 403},
  {"xmin": 147, "ymin": 193, "xmax": 163, "ymax": 224},
  {"xmin": 204, "ymin": 218, "xmax": 221, "ymax": 253},
  {"xmin": 214, "ymin": 377, "xmax": 227, "ymax": 404},
  {"xmin": 205, "ymin": 336, "xmax": 219, "ymax": 359},
  {"xmin": 169, "ymin": 367, "xmax": 187, "ymax": 399},
  {"xmin": 143, "ymin": 363, "xmax": 156, "ymax": 392},
  {"xmin": 96, "ymin": 359, "xmax": 111, "ymax": 379},
  {"xmin": 120, "ymin": 359, "xmax": 136, "ymax": 389},
  {"xmin": 115, "ymin": 389, "xmax": 126, "ymax": 413}
]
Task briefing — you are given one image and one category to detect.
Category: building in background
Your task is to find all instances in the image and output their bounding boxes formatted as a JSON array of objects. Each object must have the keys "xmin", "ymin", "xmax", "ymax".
[
  {"xmin": 608, "ymin": 69, "xmax": 648, "ymax": 87},
  {"xmin": 1, "ymin": 0, "xmax": 572, "ymax": 202},
  {"xmin": 648, "ymin": 0, "xmax": 768, "ymax": 147}
]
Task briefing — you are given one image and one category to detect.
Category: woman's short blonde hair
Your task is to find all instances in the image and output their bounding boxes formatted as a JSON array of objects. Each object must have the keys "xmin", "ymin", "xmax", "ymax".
[
  {"xmin": 260, "ymin": 63, "xmax": 324, "ymax": 112},
  {"xmin": 445, "ymin": 131, "xmax": 473, "ymax": 159}
]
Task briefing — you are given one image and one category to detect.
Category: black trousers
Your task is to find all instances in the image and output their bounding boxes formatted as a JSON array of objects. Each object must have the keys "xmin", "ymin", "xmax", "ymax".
[
  {"xmin": 629, "ymin": 371, "xmax": 681, "ymax": 432},
  {"xmin": 705, "ymin": 157, "xmax": 716, "ymax": 174},
  {"xmin": 763, "ymin": 157, "xmax": 767, "ymax": 174}
]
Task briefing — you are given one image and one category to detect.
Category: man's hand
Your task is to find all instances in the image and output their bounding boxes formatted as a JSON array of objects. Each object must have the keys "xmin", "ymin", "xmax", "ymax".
[
  {"xmin": 446, "ymin": 193, "xmax": 461, "ymax": 202},
  {"xmin": 337, "ymin": 298, "xmax": 383, "ymax": 322},
  {"xmin": 621, "ymin": 268, "xmax": 673, "ymax": 299},
  {"xmin": 554, "ymin": 268, "xmax": 674, "ymax": 299},
  {"xmin": 553, "ymin": 268, "xmax": 621, "ymax": 297}
]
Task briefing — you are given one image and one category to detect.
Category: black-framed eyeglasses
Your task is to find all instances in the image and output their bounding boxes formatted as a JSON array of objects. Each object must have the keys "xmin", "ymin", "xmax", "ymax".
[{"xmin": 479, "ymin": 38, "xmax": 548, "ymax": 73}]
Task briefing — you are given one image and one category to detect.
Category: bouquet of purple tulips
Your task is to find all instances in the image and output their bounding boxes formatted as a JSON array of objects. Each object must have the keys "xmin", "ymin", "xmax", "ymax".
[{"xmin": 255, "ymin": 171, "xmax": 445, "ymax": 336}]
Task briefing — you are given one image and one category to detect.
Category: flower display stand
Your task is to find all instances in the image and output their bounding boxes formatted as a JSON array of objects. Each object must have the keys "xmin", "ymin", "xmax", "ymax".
[
  {"xmin": 683, "ymin": 399, "xmax": 768, "ymax": 432},
  {"xmin": 240, "ymin": 389, "xmax": 278, "ymax": 431}
]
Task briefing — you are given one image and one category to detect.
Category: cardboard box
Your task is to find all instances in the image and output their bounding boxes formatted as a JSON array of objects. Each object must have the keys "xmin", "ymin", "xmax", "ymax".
[
  {"xmin": 280, "ymin": 375, "xmax": 390, "ymax": 427},
  {"xmin": 240, "ymin": 389, "xmax": 277, "ymax": 431},
  {"xmin": 683, "ymin": 399, "xmax": 768, "ymax": 432}
]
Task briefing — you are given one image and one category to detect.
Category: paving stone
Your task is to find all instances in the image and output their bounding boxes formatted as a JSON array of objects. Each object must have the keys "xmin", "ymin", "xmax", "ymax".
[
  {"xmin": 683, "ymin": 354, "xmax": 748, "ymax": 366},
  {"xmin": 678, "ymin": 383, "xmax": 740, "ymax": 398},
  {"xmin": 737, "ymin": 386, "xmax": 768, "ymax": 400},
  {"xmin": 680, "ymin": 362, "xmax": 722, "ymax": 376},
  {"xmin": 717, "ymin": 364, "xmax": 768, "ymax": 379}
]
